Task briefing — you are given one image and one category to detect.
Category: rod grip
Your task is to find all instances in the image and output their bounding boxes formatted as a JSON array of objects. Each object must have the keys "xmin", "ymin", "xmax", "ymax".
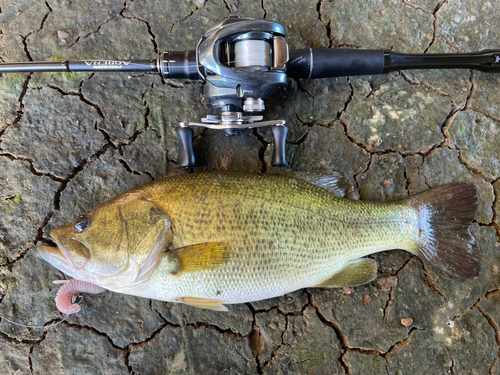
[
  {"xmin": 176, "ymin": 127, "xmax": 195, "ymax": 168},
  {"xmin": 287, "ymin": 49, "xmax": 385, "ymax": 79}
]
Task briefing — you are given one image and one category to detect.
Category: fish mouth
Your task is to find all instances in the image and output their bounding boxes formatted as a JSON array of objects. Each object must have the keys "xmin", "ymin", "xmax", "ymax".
[{"xmin": 38, "ymin": 231, "xmax": 80, "ymax": 279}]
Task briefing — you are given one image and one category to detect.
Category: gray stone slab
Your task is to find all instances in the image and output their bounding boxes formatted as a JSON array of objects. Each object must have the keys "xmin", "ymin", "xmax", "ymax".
[{"xmin": 0, "ymin": 0, "xmax": 499, "ymax": 373}]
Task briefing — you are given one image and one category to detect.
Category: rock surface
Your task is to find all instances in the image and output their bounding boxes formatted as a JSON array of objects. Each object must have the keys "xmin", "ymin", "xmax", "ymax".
[{"xmin": 1, "ymin": 0, "xmax": 499, "ymax": 374}]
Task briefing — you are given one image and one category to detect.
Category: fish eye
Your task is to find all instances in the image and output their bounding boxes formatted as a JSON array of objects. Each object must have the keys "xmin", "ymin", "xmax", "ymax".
[{"xmin": 73, "ymin": 215, "xmax": 90, "ymax": 233}]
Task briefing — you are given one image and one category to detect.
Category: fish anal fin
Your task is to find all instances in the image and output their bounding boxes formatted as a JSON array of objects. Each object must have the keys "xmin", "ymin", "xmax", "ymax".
[
  {"xmin": 176, "ymin": 297, "xmax": 229, "ymax": 311},
  {"xmin": 316, "ymin": 258, "xmax": 377, "ymax": 288},
  {"xmin": 170, "ymin": 242, "xmax": 233, "ymax": 273}
]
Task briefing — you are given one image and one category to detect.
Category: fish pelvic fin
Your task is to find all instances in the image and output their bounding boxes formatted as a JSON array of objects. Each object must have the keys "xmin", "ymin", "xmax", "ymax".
[
  {"xmin": 409, "ymin": 182, "xmax": 480, "ymax": 278},
  {"xmin": 316, "ymin": 258, "xmax": 377, "ymax": 288},
  {"xmin": 176, "ymin": 297, "xmax": 229, "ymax": 311}
]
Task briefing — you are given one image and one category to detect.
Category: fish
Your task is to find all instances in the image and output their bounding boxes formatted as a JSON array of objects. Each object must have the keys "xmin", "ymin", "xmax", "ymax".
[{"xmin": 38, "ymin": 172, "xmax": 480, "ymax": 312}]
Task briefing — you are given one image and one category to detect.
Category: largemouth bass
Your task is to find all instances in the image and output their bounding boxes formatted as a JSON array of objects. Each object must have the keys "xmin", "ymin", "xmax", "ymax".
[{"xmin": 38, "ymin": 172, "xmax": 479, "ymax": 312}]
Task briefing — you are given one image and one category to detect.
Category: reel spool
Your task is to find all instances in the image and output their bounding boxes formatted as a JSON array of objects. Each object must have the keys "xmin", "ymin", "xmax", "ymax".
[
  {"xmin": 233, "ymin": 39, "xmax": 271, "ymax": 70},
  {"xmin": 176, "ymin": 17, "xmax": 289, "ymax": 168}
]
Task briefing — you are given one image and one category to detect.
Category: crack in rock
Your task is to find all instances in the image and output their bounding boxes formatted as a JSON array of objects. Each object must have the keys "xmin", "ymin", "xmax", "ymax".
[
  {"xmin": 120, "ymin": 9, "xmax": 159, "ymax": 55},
  {"xmin": 170, "ymin": 0, "xmax": 207, "ymax": 33},
  {"xmin": 475, "ymin": 302, "xmax": 500, "ymax": 374},
  {"xmin": 423, "ymin": 0, "xmax": 449, "ymax": 53}
]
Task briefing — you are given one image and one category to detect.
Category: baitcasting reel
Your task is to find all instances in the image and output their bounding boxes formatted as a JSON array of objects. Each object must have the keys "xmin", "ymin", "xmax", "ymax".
[
  {"xmin": 2, "ymin": 16, "xmax": 500, "ymax": 167},
  {"xmin": 170, "ymin": 17, "xmax": 290, "ymax": 167}
]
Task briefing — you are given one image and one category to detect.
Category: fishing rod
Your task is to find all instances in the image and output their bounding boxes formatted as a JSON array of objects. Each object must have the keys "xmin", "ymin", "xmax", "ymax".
[{"xmin": 1, "ymin": 16, "xmax": 500, "ymax": 167}]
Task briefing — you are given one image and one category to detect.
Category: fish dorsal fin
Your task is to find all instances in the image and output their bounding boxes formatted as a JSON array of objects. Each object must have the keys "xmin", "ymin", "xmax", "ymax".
[
  {"xmin": 288, "ymin": 171, "xmax": 345, "ymax": 198},
  {"xmin": 169, "ymin": 242, "xmax": 233, "ymax": 273},
  {"xmin": 316, "ymin": 258, "xmax": 377, "ymax": 288},
  {"xmin": 176, "ymin": 297, "xmax": 229, "ymax": 311}
]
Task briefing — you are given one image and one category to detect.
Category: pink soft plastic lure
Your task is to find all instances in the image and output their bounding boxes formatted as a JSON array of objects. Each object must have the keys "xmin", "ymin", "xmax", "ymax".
[{"xmin": 53, "ymin": 279, "xmax": 105, "ymax": 314}]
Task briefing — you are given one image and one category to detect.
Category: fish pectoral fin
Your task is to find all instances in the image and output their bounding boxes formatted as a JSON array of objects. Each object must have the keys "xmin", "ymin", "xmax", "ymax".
[
  {"xmin": 169, "ymin": 242, "xmax": 233, "ymax": 273},
  {"xmin": 316, "ymin": 258, "xmax": 377, "ymax": 288},
  {"xmin": 176, "ymin": 297, "xmax": 229, "ymax": 312}
]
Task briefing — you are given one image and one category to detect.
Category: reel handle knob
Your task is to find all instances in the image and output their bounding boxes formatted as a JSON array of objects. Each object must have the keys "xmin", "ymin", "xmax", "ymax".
[
  {"xmin": 176, "ymin": 127, "xmax": 195, "ymax": 168},
  {"xmin": 271, "ymin": 125, "xmax": 288, "ymax": 167}
]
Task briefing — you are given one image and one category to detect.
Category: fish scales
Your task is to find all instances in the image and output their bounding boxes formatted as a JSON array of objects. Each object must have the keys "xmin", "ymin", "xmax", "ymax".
[{"xmin": 140, "ymin": 173, "xmax": 417, "ymax": 303}]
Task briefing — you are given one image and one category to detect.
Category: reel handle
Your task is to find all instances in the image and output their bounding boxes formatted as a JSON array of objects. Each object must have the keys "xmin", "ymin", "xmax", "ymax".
[
  {"xmin": 271, "ymin": 125, "xmax": 288, "ymax": 167},
  {"xmin": 176, "ymin": 127, "xmax": 195, "ymax": 168}
]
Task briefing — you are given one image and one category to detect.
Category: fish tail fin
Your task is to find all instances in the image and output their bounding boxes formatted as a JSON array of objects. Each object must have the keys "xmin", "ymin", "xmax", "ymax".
[{"xmin": 408, "ymin": 182, "xmax": 480, "ymax": 278}]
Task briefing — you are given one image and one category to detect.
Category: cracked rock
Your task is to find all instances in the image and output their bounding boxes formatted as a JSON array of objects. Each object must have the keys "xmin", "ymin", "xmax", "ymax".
[
  {"xmin": 0, "ymin": 251, "xmax": 63, "ymax": 341},
  {"xmin": 323, "ymin": 0, "xmax": 434, "ymax": 51},
  {"xmin": 1, "ymin": 0, "xmax": 499, "ymax": 373},
  {"xmin": 387, "ymin": 308, "xmax": 497, "ymax": 374},
  {"xmin": 312, "ymin": 283, "xmax": 406, "ymax": 352},
  {"xmin": 287, "ymin": 122, "xmax": 371, "ymax": 199},
  {"xmin": 31, "ymin": 323, "xmax": 129, "ymax": 375},
  {"xmin": 129, "ymin": 324, "xmax": 256, "ymax": 374},
  {"xmin": 253, "ymin": 308, "xmax": 287, "ymax": 364},
  {"xmin": 343, "ymin": 351, "xmax": 387, "ymax": 375},
  {"xmin": 251, "ymin": 289, "xmax": 309, "ymax": 314},
  {"xmin": 0, "ymin": 157, "xmax": 58, "ymax": 262},
  {"xmin": 357, "ymin": 153, "xmax": 408, "ymax": 201},
  {"xmin": 45, "ymin": 149, "xmax": 151, "ymax": 234},
  {"xmin": 155, "ymin": 300, "xmax": 253, "ymax": 336},
  {"xmin": 438, "ymin": 0, "xmax": 500, "ymax": 52},
  {"xmin": 1, "ymin": 86, "xmax": 104, "ymax": 178},
  {"xmin": 263, "ymin": 306, "xmax": 343, "ymax": 374},
  {"xmin": 450, "ymin": 110, "xmax": 500, "ymax": 181},
  {"xmin": 341, "ymin": 74, "xmax": 452, "ymax": 154},
  {"xmin": 422, "ymin": 147, "xmax": 494, "ymax": 224},
  {"xmin": 0, "ymin": 335, "xmax": 31, "ymax": 374}
]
